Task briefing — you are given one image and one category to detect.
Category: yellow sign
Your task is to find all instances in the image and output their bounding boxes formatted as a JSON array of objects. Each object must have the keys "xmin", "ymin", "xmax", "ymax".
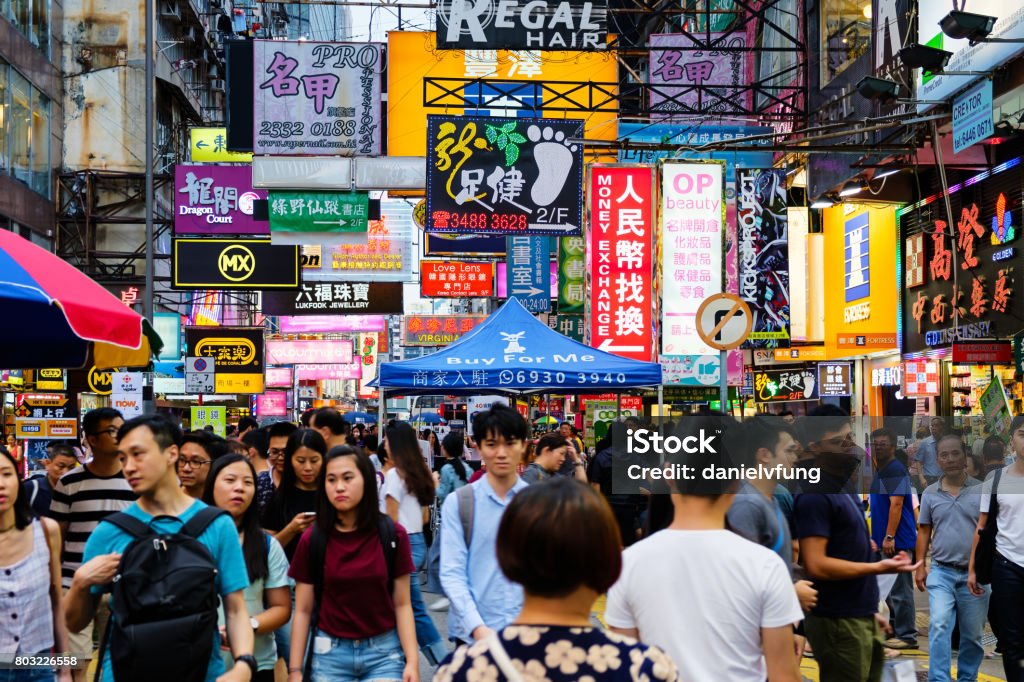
[
  {"xmin": 823, "ymin": 204, "xmax": 899, "ymax": 359},
  {"xmin": 218, "ymin": 245, "xmax": 256, "ymax": 282},
  {"xmin": 301, "ymin": 245, "xmax": 322, "ymax": 269},
  {"xmin": 194, "ymin": 338, "xmax": 258, "ymax": 365},
  {"xmin": 215, "ymin": 374, "xmax": 265, "ymax": 394},
  {"xmin": 36, "ymin": 369, "xmax": 66, "ymax": 390},
  {"xmin": 189, "ymin": 128, "xmax": 254, "ymax": 163},
  {"xmin": 87, "ymin": 366, "xmax": 113, "ymax": 395},
  {"xmin": 773, "ymin": 346, "xmax": 827, "ymax": 362},
  {"xmin": 387, "ymin": 32, "xmax": 618, "ymax": 159}
]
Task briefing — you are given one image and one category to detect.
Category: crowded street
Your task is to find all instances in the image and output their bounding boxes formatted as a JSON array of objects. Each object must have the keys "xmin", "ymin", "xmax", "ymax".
[{"xmin": 2, "ymin": 1, "xmax": 1024, "ymax": 681}]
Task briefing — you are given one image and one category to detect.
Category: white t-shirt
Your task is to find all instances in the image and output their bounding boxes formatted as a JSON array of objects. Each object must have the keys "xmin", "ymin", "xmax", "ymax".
[
  {"xmin": 980, "ymin": 465, "xmax": 1024, "ymax": 567},
  {"xmin": 605, "ymin": 529, "xmax": 803, "ymax": 682},
  {"xmin": 383, "ymin": 467, "xmax": 424, "ymax": 534}
]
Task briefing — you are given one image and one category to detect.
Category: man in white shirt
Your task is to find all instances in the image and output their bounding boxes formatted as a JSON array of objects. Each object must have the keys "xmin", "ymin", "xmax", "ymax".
[{"xmin": 605, "ymin": 415, "xmax": 804, "ymax": 682}]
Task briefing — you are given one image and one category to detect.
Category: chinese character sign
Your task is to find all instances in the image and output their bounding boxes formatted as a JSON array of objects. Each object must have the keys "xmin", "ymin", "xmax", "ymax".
[
  {"xmin": 736, "ymin": 168, "xmax": 790, "ymax": 347},
  {"xmin": 587, "ymin": 165, "xmax": 655, "ymax": 361},
  {"xmin": 649, "ymin": 32, "xmax": 754, "ymax": 117},
  {"xmin": 426, "ymin": 115, "xmax": 584, "ymax": 235},
  {"xmin": 505, "ymin": 236, "xmax": 550, "ymax": 312},
  {"xmin": 660, "ymin": 162, "xmax": 725, "ymax": 355},
  {"xmin": 558, "ymin": 236, "xmax": 586, "ymax": 312},
  {"xmin": 358, "ymin": 332, "xmax": 379, "ymax": 399},
  {"xmin": 253, "ymin": 41, "xmax": 383, "ymax": 156},
  {"xmin": 421, "ymin": 261, "xmax": 495, "ymax": 298},
  {"xmin": 753, "ymin": 368, "xmax": 819, "ymax": 403},
  {"xmin": 269, "ymin": 191, "xmax": 370, "ymax": 233},
  {"xmin": 174, "ymin": 166, "xmax": 267, "ymax": 235},
  {"xmin": 402, "ymin": 315, "xmax": 487, "ymax": 346}
]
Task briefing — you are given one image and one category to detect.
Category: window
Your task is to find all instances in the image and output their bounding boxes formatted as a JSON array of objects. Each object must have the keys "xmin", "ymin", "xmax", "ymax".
[
  {"xmin": 10, "ymin": 70, "xmax": 31, "ymax": 188},
  {"xmin": 0, "ymin": 62, "xmax": 7, "ymax": 171},
  {"xmin": 30, "ymin": 88, "xmax": 48, "ymax": 196},
  {"xmin": 5, "ymin": 0, "xmax": 48, "ymax": 55},
  {"xmin": 0, "ymin": 64, "xmax": 50, "ymax": 198},
  {"xmin": 820, "ymin": 0, "xmax": 870, "ymax": 84}
]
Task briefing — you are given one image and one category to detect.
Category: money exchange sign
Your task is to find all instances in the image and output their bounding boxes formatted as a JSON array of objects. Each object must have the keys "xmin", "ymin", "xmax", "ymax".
[
  {"xmin": 253, "ymin": 41, "xmax": 383, "ymax": 155},
  {"xmin": 587, "ymin": 165, "xmax": 655, "ymax": 361},
  {"xmin": 426, "ymin": 115, "xmax": 584, "ymax": 235}
]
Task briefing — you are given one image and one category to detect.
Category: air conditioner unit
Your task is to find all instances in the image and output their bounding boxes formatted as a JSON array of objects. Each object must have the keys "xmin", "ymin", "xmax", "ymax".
[
  {"xmin": 160, "ymin": 1, "xmax": 181, "ymax": 20},
  {"xmin": 210, "ymin": 78, "xmax": 225, "ymax": 92}
]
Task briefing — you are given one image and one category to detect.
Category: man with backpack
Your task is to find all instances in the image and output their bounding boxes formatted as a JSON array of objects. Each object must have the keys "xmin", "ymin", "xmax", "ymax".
[
  {"xmin": 65, "ymin": 414, "xmax": 256, "ymax": 682},
  {"xmin": 440, "ymin": 404, "xmax": 529, "ymax": 644}
]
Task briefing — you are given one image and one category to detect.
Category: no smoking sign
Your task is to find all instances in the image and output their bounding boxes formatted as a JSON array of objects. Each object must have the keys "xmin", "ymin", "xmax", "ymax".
[{"xmin": 696, "ymin": 293, "xmax": 752, "ymax": 351}]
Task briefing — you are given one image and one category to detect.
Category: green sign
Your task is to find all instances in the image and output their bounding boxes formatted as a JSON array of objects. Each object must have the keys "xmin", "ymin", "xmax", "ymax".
[
  {"xmin": 190, "ymin": 406, "xmax": 226, "ymax": 437},
  {"xmin": 558, "ymin": 237, "xmax": 585, "ymax": 312},
  {"xmin": 1014, "ymin": 333, "xmax": 1024, "ymax": 375},
  {"xmin": 546, "ymin": 314, "xmax": 584, "ymax": 341},
  {"xmin": 269, "ymin": 191, "xmax": 369, "ymax": 232},
  {"xmin": 980, "ymin": 376, "xmax": 1013, "ymax": 442}
]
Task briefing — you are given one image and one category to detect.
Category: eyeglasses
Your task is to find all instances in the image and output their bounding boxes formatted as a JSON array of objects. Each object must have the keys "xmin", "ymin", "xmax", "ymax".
[
  {"xmin": 178, "ymin": 458, "xmax": 212, "ymax": 469},
  {"xmin": 90, "ymin": 427, "xmax": 119, "ymax": 438},
  {"xmin": 268, "ymin": 448, "xmax": 286, "ymax": 459}
]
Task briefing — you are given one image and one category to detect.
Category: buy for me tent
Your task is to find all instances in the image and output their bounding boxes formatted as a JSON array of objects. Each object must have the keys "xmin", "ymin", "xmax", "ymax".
[{"xmin": 371, "ymin": 298, "xmax": 662, "ymax": 396}]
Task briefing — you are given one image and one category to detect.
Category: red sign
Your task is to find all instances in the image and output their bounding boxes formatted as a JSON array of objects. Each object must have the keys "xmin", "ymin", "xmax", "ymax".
[
  {"xmin": 420, "ymin": 261, "xmax": 494, "ymax": 298},
  {"xmin": 951, "ymin": 341, "xmax": 1013, "ymax": 364},
  {"xmin": 587, "ymin": 166, "xmax": 655, "ymax": 361},
  {"xmin": 903, "ymin": 359, "xmax": 940, "ymax": 396}
]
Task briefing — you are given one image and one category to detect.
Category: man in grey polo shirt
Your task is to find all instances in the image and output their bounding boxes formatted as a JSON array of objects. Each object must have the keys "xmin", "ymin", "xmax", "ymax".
[{"xmin": 914, "ymin": 434, "xmax": 989, "ymax": 682}]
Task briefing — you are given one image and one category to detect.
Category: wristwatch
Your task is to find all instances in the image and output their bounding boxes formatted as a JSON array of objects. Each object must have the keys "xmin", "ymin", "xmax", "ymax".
[
  {"xmin": 235, "ymin": 654, "xmax": 257, "ymax": 677},
  {"xmin": 250, "ymin": 617, "xmax": 259, "ymax": 631},
  {"xmin": 885, "ymin": 535, "xmax": 895, "ymax": 541}
]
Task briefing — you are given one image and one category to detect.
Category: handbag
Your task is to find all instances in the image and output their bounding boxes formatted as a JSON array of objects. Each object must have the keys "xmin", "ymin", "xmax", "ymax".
[
  {"xmin": 974, "ymin": 468, "xmax": 1002, "ymax": 585},
  {"xmin": 486, "ymin": 633, "xmax": 525, "ymax": 682}
]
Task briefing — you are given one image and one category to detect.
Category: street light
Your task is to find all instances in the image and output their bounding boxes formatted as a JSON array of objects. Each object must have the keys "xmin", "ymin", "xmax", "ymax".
[
  {"xmin": 810, "ymin": 194, "xmax": 837, "ymax": 209},
  {"xmin": 839, "ymin": 179, "xmax": 867, "ymax": 197}
]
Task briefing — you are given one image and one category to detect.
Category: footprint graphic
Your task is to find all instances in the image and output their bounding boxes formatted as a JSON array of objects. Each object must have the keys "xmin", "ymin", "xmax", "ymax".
[
  {"xmin": 527, "ymin": 124, "xmax": 577, "ymax": 207},
  {"xmin": 801, "ymin": 370, "xmax": 816, "ymax": 399}
]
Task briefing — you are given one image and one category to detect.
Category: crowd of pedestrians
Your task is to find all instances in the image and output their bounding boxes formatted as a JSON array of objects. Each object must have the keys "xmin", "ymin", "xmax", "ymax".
[{"xmin": 1, "ymin": 402, "xmax": 1023, "ymax": 682}]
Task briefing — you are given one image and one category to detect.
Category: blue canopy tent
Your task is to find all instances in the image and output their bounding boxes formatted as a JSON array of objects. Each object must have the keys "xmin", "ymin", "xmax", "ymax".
[{"xmin": 371, "ymin": 298, "xmax": 663, "ymax": 422}]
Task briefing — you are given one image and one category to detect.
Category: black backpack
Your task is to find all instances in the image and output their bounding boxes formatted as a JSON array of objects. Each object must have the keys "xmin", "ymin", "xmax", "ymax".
[
  {"xmin": 96, "ymin": 507, "xmax": 226, "ymax": 682},
  {"xmin": 302, "ymin": 515, "xmax": 398, "ymax": 680}
]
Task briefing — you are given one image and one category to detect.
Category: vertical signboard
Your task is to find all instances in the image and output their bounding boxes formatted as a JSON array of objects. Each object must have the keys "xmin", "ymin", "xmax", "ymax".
[
  {"xmin": 358, "ymin": 332, "xmax": 379, "ymax": 398},
  {"xmin": 505, "ymin": 236, "xmax": 550, "ymax": 312},
  {"xmin": 587, "ymin": 165, "xmax": 654, "ymax": 360},
  {"xmin": 253, "ymin": 41, "xmax": 384, "ymax": 156},
  {"xmin": 736, "ymin": 168, "xmax": 790, "ymax": 347},
  {"xmin": 558, "ymin": 236, "xmax": 585, "ymax": 312},
  {"xmin": 660, "ymin": 161, "xmax": 725, "ymax": 355}
]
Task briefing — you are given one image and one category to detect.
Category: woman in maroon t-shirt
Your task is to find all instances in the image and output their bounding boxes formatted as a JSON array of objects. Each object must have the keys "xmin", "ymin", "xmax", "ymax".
[{"xmin": 287, "ymin": 445, "xmax": 419, "ymax": 682}]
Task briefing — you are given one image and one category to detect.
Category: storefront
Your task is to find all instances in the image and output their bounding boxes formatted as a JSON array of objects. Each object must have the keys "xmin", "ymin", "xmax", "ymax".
[{"xmin": 899, "ymin": 156, "xmax": 1024, "ymax": 443}]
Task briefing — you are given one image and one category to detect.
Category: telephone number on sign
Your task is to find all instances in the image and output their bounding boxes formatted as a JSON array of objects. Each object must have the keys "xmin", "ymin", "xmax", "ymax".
[
  {"xmin": 498, "ymin": 370, "xmax": 628, "ymax": 385},
  {"xmin": 431, "ymin": 211, "xmax": 528, "ymax": 232},
  {"xmin": 257, "ymin": 119, "xmax": 357, "ymax": 139},
  {"xmin": 6, "ymin": 656, "xmax": 81, "ymax": 669}
]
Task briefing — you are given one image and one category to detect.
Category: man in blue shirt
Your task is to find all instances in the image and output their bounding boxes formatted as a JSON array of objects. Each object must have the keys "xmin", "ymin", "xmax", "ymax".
[
  {"xmin": 65, "ymin": 415, "xmax": 255, "ymax": 682},
  {"xmin": 914, "ymin": 417, "xmax": 946, "ymax": 485},
  {"xmin": 440, "ymin": 404, "xmax": 529, "ymax": 644},
  {"xmin": 869, "ymin": 427, "xmax": 919, "ymax": 649}
]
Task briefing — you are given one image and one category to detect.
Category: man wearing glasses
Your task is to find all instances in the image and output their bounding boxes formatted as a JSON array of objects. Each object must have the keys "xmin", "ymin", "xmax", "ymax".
[
  {"xmin": 178, "ymin": 430, "xmax": 229, "ymax": 499},
  {"xmin": 257, "ymin": 421, "xmax": 297, "ymax": 512},
  {"xmin": 50, "ymin": 407, "xmax": 132, "ymax": 682}
]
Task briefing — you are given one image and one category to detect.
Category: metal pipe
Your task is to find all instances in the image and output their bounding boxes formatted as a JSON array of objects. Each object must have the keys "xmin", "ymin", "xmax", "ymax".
[{"xmin": 144, "ymin": 0, "xmax": 154, "ymax": 323}]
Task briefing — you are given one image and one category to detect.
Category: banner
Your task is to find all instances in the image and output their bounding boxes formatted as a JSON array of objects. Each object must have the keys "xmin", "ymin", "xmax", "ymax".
[
  {"xmin": 295, "ymin": 364, "xmax": 362, "ymax": 380},
  {"xmin": 587, "ymin": 165, "xmax": 655, "ymax": 361},
  {"xmin": 269, "ymin": 191, "xmax": 369, "ymax": 233},
  {"xmin": 279, "ymin": 315, "xmax": 387, "ymax": 333},
  {"xmin": 174, "ymin": 166, "xmax": 267, "ymax": 235},
  {"xmin": 266, "ymin": 339, "xmax": 354, "ymax": 365},
  {"xmin": 660, "ymin": 161, "xmax": 724, "ymax": 355},
  {"xmin": 505, "ymin": 236, "xmax": 550, "ymax": 312},
  {"xmin": 266, "ymin": 366, "xmax": 294, "ymax": 388},
  {"xmin": 421, "ymin": 261, "xmax": 494, "ymax": 298},
  {"xmin": 426, "ymin": 115, "xmax": 584, "ymax": 236},
  {"xmin": 435, "ymin": 0, "xmax": 607, "ymax": 50},
  {"xmin": 358, "ymin": 332, "xmax": 379, "ymax": 398},
  {"xmin": 253, "ymin": 41, "xmax": 383, "ymax": 155},
  {"xmin": 256, "ymin": 392, "xmax": 289, "ymax": 417},
  {"xmin": 173, "ymin": 239, "xmax": 299, "ymax": 289},
  {"xmin": 185, "ymin": 327, "xmax": 266, "ymax": 394},
  {"xmin": 402, "ymin": 315, "xmax": 487, "ymax": 346},
  {"xmin": 262, "ymin": 281, "xmax": 403, "ymax": 315},
  {"xmin": 736, "ymin": 168, "xmax": 790, "ymax": 346},
  {"xmin": 15, "ymin": 394, "xmax": 77, "ymax": 439},
  {"xmin": 558, "ymin": 236, "xmax": 585, "ymax": 312}
]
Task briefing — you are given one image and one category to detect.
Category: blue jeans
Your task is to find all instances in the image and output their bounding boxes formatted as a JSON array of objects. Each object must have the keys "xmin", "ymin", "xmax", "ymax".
[
  {"xmin": 423, "ymin": 531, "xmax": 443, "ymax": 594},
  {"xmin": 310, "ymin": 628, "xmax": 405, "ymax": 682},
  {"xmin": 275, "ymin": 586, "xmax": 295, "ymax": 665},
  {"xmin": 407, "ymin": 532, "xmax": 447, "ymax": 664},
  {"xmin": 927, "ymin": 563, "xmax": 990, "ymax": 682}
]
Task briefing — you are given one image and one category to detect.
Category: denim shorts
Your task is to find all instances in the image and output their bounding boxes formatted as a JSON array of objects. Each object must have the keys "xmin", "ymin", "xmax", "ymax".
[{"xmin": 310, "ymin": 628, "xmax": 406, "ymax": 682}]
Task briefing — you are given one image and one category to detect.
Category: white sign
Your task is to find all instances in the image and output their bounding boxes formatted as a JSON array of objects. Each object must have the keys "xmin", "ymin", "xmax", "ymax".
[
  {"xmin": 467, "ymin": 395, "xmax": 509, "ymax": 416},
  {"xmin": 952, "ymin": 79, "xmax": 994, "ymax": 153},
  {"xmin": 112, "ymin": 372, "xmax": 143, "ymax": 396},
  {"xmin": 185, "ymin": 357, "xmax": 213, "ymax": 373},
  {"xmin": 435, "ymin": 0, "xmax": 607, "ymax": 50},
  {"xmin": 917, "ymin": 1, "xmax": 1024, "ymax": 110},
  {"xmin": 110, "ymin": 394, "xmax": 144, "ymax": 419},
  {"xmin": 253, "ymin": 41, "xmax": 384, "ymax": 156},
  {"xmin": 185, "ymin": 372, "xmax": 215, "ymax": 394},
  {"xmin": 695, "ymin": 293, "xmax": 752, "ymax": 351},
  {"xmin": 154, "ymin": 377, "xmax": 186, "ymax": 394},
  {"xmin": 660, "ymin": 162, "xmax": 724, "ymax": 355}
]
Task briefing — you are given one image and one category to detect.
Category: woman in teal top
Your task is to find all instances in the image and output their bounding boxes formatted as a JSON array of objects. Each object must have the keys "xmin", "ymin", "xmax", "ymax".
[
  {"xmin": 436, "ymin": 432, "xmax": 470, "ymax": 501},
  {"xmin": 204, "ymin": 454, "xmax": 291, "ymax": 681}
]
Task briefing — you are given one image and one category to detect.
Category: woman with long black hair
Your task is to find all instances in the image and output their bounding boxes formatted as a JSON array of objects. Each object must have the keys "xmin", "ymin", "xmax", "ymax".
[
  {"xmin": 436, "ymin": 432, "xmax": 469, "ymax": 501},
  {"xmin": 288, "ymin": 446, "xmax": 419, "ymax": 682},
  {"xmin": 383, "ymin": 422, "xmax": 447, "ymax": 664},
  {"xmin": 261, "ymin": 428, "xmax": 326, "ymax": 559},
  {"xmin": 203, "ymin": 454, "xmax": 291, "ymax": 682}
]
